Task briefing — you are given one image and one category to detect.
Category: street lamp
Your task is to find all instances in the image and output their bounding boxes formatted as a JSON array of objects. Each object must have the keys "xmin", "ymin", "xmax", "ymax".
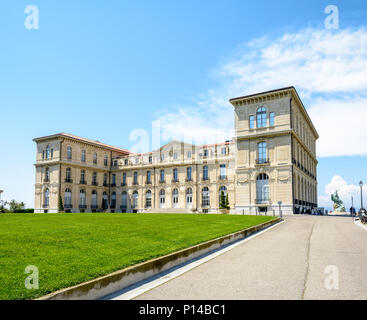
[
  {"xmin": 278, "ymin": 201, "xmax": 283, "ymax": 218},
  {"xmin": 360, "ymin": 181, "xmax": 364, "ymax": 211}
]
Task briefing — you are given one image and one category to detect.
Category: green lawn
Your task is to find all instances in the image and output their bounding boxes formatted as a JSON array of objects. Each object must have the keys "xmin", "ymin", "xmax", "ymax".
[{"xmin": 0, "ymin": 212, "xmax": 275, "ymax": 300}]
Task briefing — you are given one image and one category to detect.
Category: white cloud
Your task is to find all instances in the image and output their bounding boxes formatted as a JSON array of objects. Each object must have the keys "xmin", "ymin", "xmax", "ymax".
[
  {"xmin": 156, "ymin": 27, "xmax": 367, "ymax": 156},
  {"xmin": 319, "ymin": 175, "xmax": 364, "ymax": 209}
]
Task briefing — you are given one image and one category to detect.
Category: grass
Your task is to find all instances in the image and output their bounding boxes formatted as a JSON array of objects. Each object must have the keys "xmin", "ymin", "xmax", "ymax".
[{"xmin": 0, "ymin": 212, "xmax": 275, "ymax": 300}]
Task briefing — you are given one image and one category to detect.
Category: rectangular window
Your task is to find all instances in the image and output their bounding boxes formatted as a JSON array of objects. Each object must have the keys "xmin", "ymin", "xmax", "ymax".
[
  {"xmin": 160, "ymin": 169, "xmax": 165, "ymax": 182},
  {"xmin": 149, "ymin": 155, "xmax": 152, "ymax": 163},
  {"xmin": 173, "ymin": 168, "xmax": 178, "ymax": 181},
  {"xmin": 122, "ymin": 173, "xmax": 126, "ymax": 185},
  {"xmin": 270, "ymin": 112, "xmax": 275, "ymax": 126},
  {"xmin": 221, "ymin": 147, "xmax": 226, "ymax": 155},
  {"xmin": 187, "ymin": 167, "xmax": 192, "ymax": 181},
  {"xmin": 187, "ymin": 151, "xmax": 192, "ymax": 159},
  {"xmin": 173, "ymin": 153, "xmax": 178, "ymax": 160},
  {"xmin": 203, "ymin": 150, "xmax": 208, "ymax": 157},
  {"xmin": 112, "ymin": 174, "xmax": 116, "ymax": 185},
  {"xmin": 147, "ymin": 171, "xmax": 151, "ymax": 184},
  {"xmin": 203, "ymin": 165, "xmax": 209, "ymax": 180},
  {"xmin": 220, "ymin": 164, "xmax": 226, "ymax": 179},
  {"xmin": 249, "ymin": 115, "xmax": 255, "ymax": 129},
  {"xmin": 81, "ymin": 150, "xmax": 86, "ymax": 162},
  {"xmin": 160, "ymin": 154, "xmax": 165, "ymax": 161}
]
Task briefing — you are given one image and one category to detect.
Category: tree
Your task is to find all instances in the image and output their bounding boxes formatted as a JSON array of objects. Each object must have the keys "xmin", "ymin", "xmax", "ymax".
[
  {"xmin": 8, "ymin": 200, "xmax": 25, "ymax": 213},
  {"xmin": 58, "ymin": 195, "xmax": 64, "ymax": 213},
  {"xmin": 225, "ymin": 193, "xmax": 230, "ymax": 209},
  {"xmin": 0, "ymin": 200, "xmax": 9, "ymax": 213},
  {"xmin": 219, "ymin": 191, "xmax": 227, "ymax": 209}
]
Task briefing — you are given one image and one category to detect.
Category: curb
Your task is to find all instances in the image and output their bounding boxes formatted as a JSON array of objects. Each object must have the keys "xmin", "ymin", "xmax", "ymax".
[{"xmin": 37, "ymin": 217, "xmax": 282, "ymax": 300}]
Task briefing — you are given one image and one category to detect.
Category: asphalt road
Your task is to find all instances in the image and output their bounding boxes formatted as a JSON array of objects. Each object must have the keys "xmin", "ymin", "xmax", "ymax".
[{"xmin": 134, "ymin": 215, "xmax": 367, "ymax": 300}]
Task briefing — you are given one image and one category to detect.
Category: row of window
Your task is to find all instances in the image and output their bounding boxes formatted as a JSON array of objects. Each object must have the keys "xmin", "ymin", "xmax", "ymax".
[
  {"xmin": 122, "ymin": 147, "xmax": 229, "ymax": 166},
  {"xmin": 66, "ymin": 146, "xmax": 110, "ymax": 166},
  {"xmin": 56, "ymin": 186, "xmax": 229, "ymax": 209},
  {"xmin": 249, "ymin": 107, "xmax": 275, "ymax": 129},
  {"xmin": 59, "ymin": 165, "xmax": 228, "ymax": 186}
]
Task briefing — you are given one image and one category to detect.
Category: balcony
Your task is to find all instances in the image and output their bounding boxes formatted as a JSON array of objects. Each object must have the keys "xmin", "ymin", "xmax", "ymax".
[
  {"xmin": 159, "ymin": 180, "xmax": 166, "ymax": 184},
  {"xmin": 186, "ymin": 178, "xmax": 193, "ymax": 182},
  {"xmin": 256, "ymin": 159, "xmax": 269, "ymax": 165},
  {"xmin": 110, "ymin": 183, "xmax": 116, "ymax": 187},
  {"xmin": 202, "ymin": 177, "xmax": 210, "ymax": 182},
  {"xmin": 79, "ymin": 205, "xmax": 87, "ymax": 209},
  {"xmin": 92, "ymin": 181, "xmax": 99, "ymax": 186},
  {"xmin": 79, "ymin": 180, "xmax": 87, "ymax": 185},
  {"xmin": 42, "ymin": 204, "xmax": 49, "ymax": 208},
  {"xmin": 171, "ymin": 179, "xmax": 179, "ymax": 184},
  {"xmin": 133, "ymin": 182, "xmax": 139, "ymax": 186},
  {"xmin": 65, "ymin": 178, "xmax": 73, "ymax": 183},
  {"xmin": 120, "ymin": 205, "xmax": 127, "ymax": 209},
  {"xmin": 256, "ymin": 199, "xmax": 270, "ymax": 204},
  {"xmin": 218, "ymin": 175, "xmax": 227, "ymax": 180},
  {"xmin": 121, "ymin": 182, "xmax": 127, "ymax": 187},
  {"xmin": 146, "ymin": 180, "xmax": 152, "ymax": 185},
  {"xmin": 91, "ymin": 205, "xmax": 98, "ymax": 210},
  {"xmin": 64, "ymin": 204, "xmax": 73, "ymax": 209},
  {"xmin": 44, "ymin": 177, "xmax": 50, "ymax": 183},
  {"xmin": 103, "ymin": 182, "xmax": 108, "ymax": 187}
]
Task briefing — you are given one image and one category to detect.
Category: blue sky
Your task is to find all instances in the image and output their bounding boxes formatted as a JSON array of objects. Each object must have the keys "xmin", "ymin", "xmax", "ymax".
[{"xmin": 0, "ymin": 0, "xmax": 367, "ymax": 209}]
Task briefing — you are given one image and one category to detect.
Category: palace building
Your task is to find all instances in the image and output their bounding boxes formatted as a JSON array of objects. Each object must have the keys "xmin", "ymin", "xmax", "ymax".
[{"xmin": 33, "ymin": 87, "xmax": 319, "ymax": 215}]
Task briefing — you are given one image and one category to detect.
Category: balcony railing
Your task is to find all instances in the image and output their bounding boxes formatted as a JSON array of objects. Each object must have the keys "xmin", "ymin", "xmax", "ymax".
[
  {"xmin": 64, "ymin": 204, "xmax": 73, "ymax": 209},
  {"xmin": 80, "ymin": 180, "xmax": 87, "ymax": 185},
  {"xmin": 159, "ymin": 180, "xmax": 166, "ymax": 184},
  {"xmin": 65, "ymin": 178, "xmax": 73, "ymax": 183},
  {"xmin": 218, "ymin": 175, "xmax": 227, "ymax": 180},
  {"xmin": 171, "ymin": 179, "xmax": 179, "ymax": 183},
  {"xmin": 186, "ymin": 178, "xmax": 193, "ymax": 182},
  {"xmin": 92, "ymin": 181, "xmax": 98, "ymax": 186},
  {"xmin": 256, "ymin": 198, "xmax": 270, "ymax": 204},
  {"xmin": 121, "ymin": 182, "xmax": 127, "ymax": 187},
  {"xmin": 256, "ymin": 159, "xmax": 269, "ymax": 165},
  {"xmin": 91, "ymin": 205, "xmax": 98, "ymax": 210},
  {"xmin": 110, "ymin": 183, "xmax": 116, "ymax": 187},
  {"xmin": 79, "ymin": 205, "xmax": 87, "ymax": 209},
  {"xmin": 202, "ymin": 177, "xmax": 209, "ymax": 181}
]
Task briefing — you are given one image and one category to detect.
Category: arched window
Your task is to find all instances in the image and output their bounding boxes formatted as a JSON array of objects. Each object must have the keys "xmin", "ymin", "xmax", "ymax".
[
  {"xmin": 256, "ymin": 173, "xmax": 269, "ymax": 203},
  {"xmin": 132, "ymin": 191, "xmax": 138, "ymax": 209},
  {"xmin": 172, "ymin": 189, "xmax": 179, "ymax": 208},
  {"xmin": 219, "ymin": 186, "xmax": 227, "ymax": 203},
  {"xmin": 46, "ymin": 145, "xmax": 51, "ymax": 160},
  {"xmin": 257, "ymin": 107, "xmax": 267, "ymax": 128},
  {"xmin": 79, "ymin": 189, "xmax": 86, "ymax": 206},
  {"xmin": 102, "ymin": 192, "xmax": 108, "ymax": 209},
  {"xmin": 44, "ymin": 189, "xmax": 49, "ymax": 207},
  {"xmin": 91, "ymin": 190, "xmax": 97, "ymax": 207},
  {"xmin": 67, "ymin": 146, "xmax": 72, "ymax": 160},
  {"xmin": 65, "ymin": 188, "xmax": 72, "ymax": 207},
  {"xmin": 202, "ymin": 187, "xmax": 210, "ymax": 207},
  {"xmin": 186, "ymin": 188, "xmax": 193, "ymax": 208},
  {"xmin": 121, "ymin": 192, "xmax": 127, "ymax": 209},
  {"xmin": 146, "ymin": 190, "xmax": 152, "ymax": 208},
  {"xmin": 203, "ymin": 165, "xmax": 209, "ymax": 180},
  {"xmin": 159, "ymin": 189, "xmax": 165, "ymax": 208},
  {"xmin": 111, "ymin": 192, "xmax": 116, "ymax": 208},
  {"xmin": 258, "ymin": 142, "xmax": 267, "ymax": 164}
]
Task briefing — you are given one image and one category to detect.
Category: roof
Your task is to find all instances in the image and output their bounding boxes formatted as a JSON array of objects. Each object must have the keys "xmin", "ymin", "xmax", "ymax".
[
  {"xmin": 229, "ymin": 86, "xmax": 295, "ymax": 102},
  {"xmin": 33, "ymin": 133, "xmax": 130, "ymax": 155}
]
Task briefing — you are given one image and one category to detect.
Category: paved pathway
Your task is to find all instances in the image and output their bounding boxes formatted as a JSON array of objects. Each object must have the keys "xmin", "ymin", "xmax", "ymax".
[{"xmin": 131, "ymin": 215, "xmax": 367, "ymax": 300}]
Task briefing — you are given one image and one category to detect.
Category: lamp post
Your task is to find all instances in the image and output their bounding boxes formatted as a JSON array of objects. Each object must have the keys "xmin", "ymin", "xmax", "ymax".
[
  {"xmin": 351, "ymin": 196, "xmax": 354, "ymax": 217},
  {"xmin": 360, "ymin": 181, "xmax": 364, "ymax": 211},
  {"xmin": 278, "ymin": 201, "xmax": 283, "ymax": 218}
]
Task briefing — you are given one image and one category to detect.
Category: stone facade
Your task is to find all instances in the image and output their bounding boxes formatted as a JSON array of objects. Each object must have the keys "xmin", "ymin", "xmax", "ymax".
[{"xmin": 33, "ymin": 87, "xmax": 318, "ymax": 215}]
